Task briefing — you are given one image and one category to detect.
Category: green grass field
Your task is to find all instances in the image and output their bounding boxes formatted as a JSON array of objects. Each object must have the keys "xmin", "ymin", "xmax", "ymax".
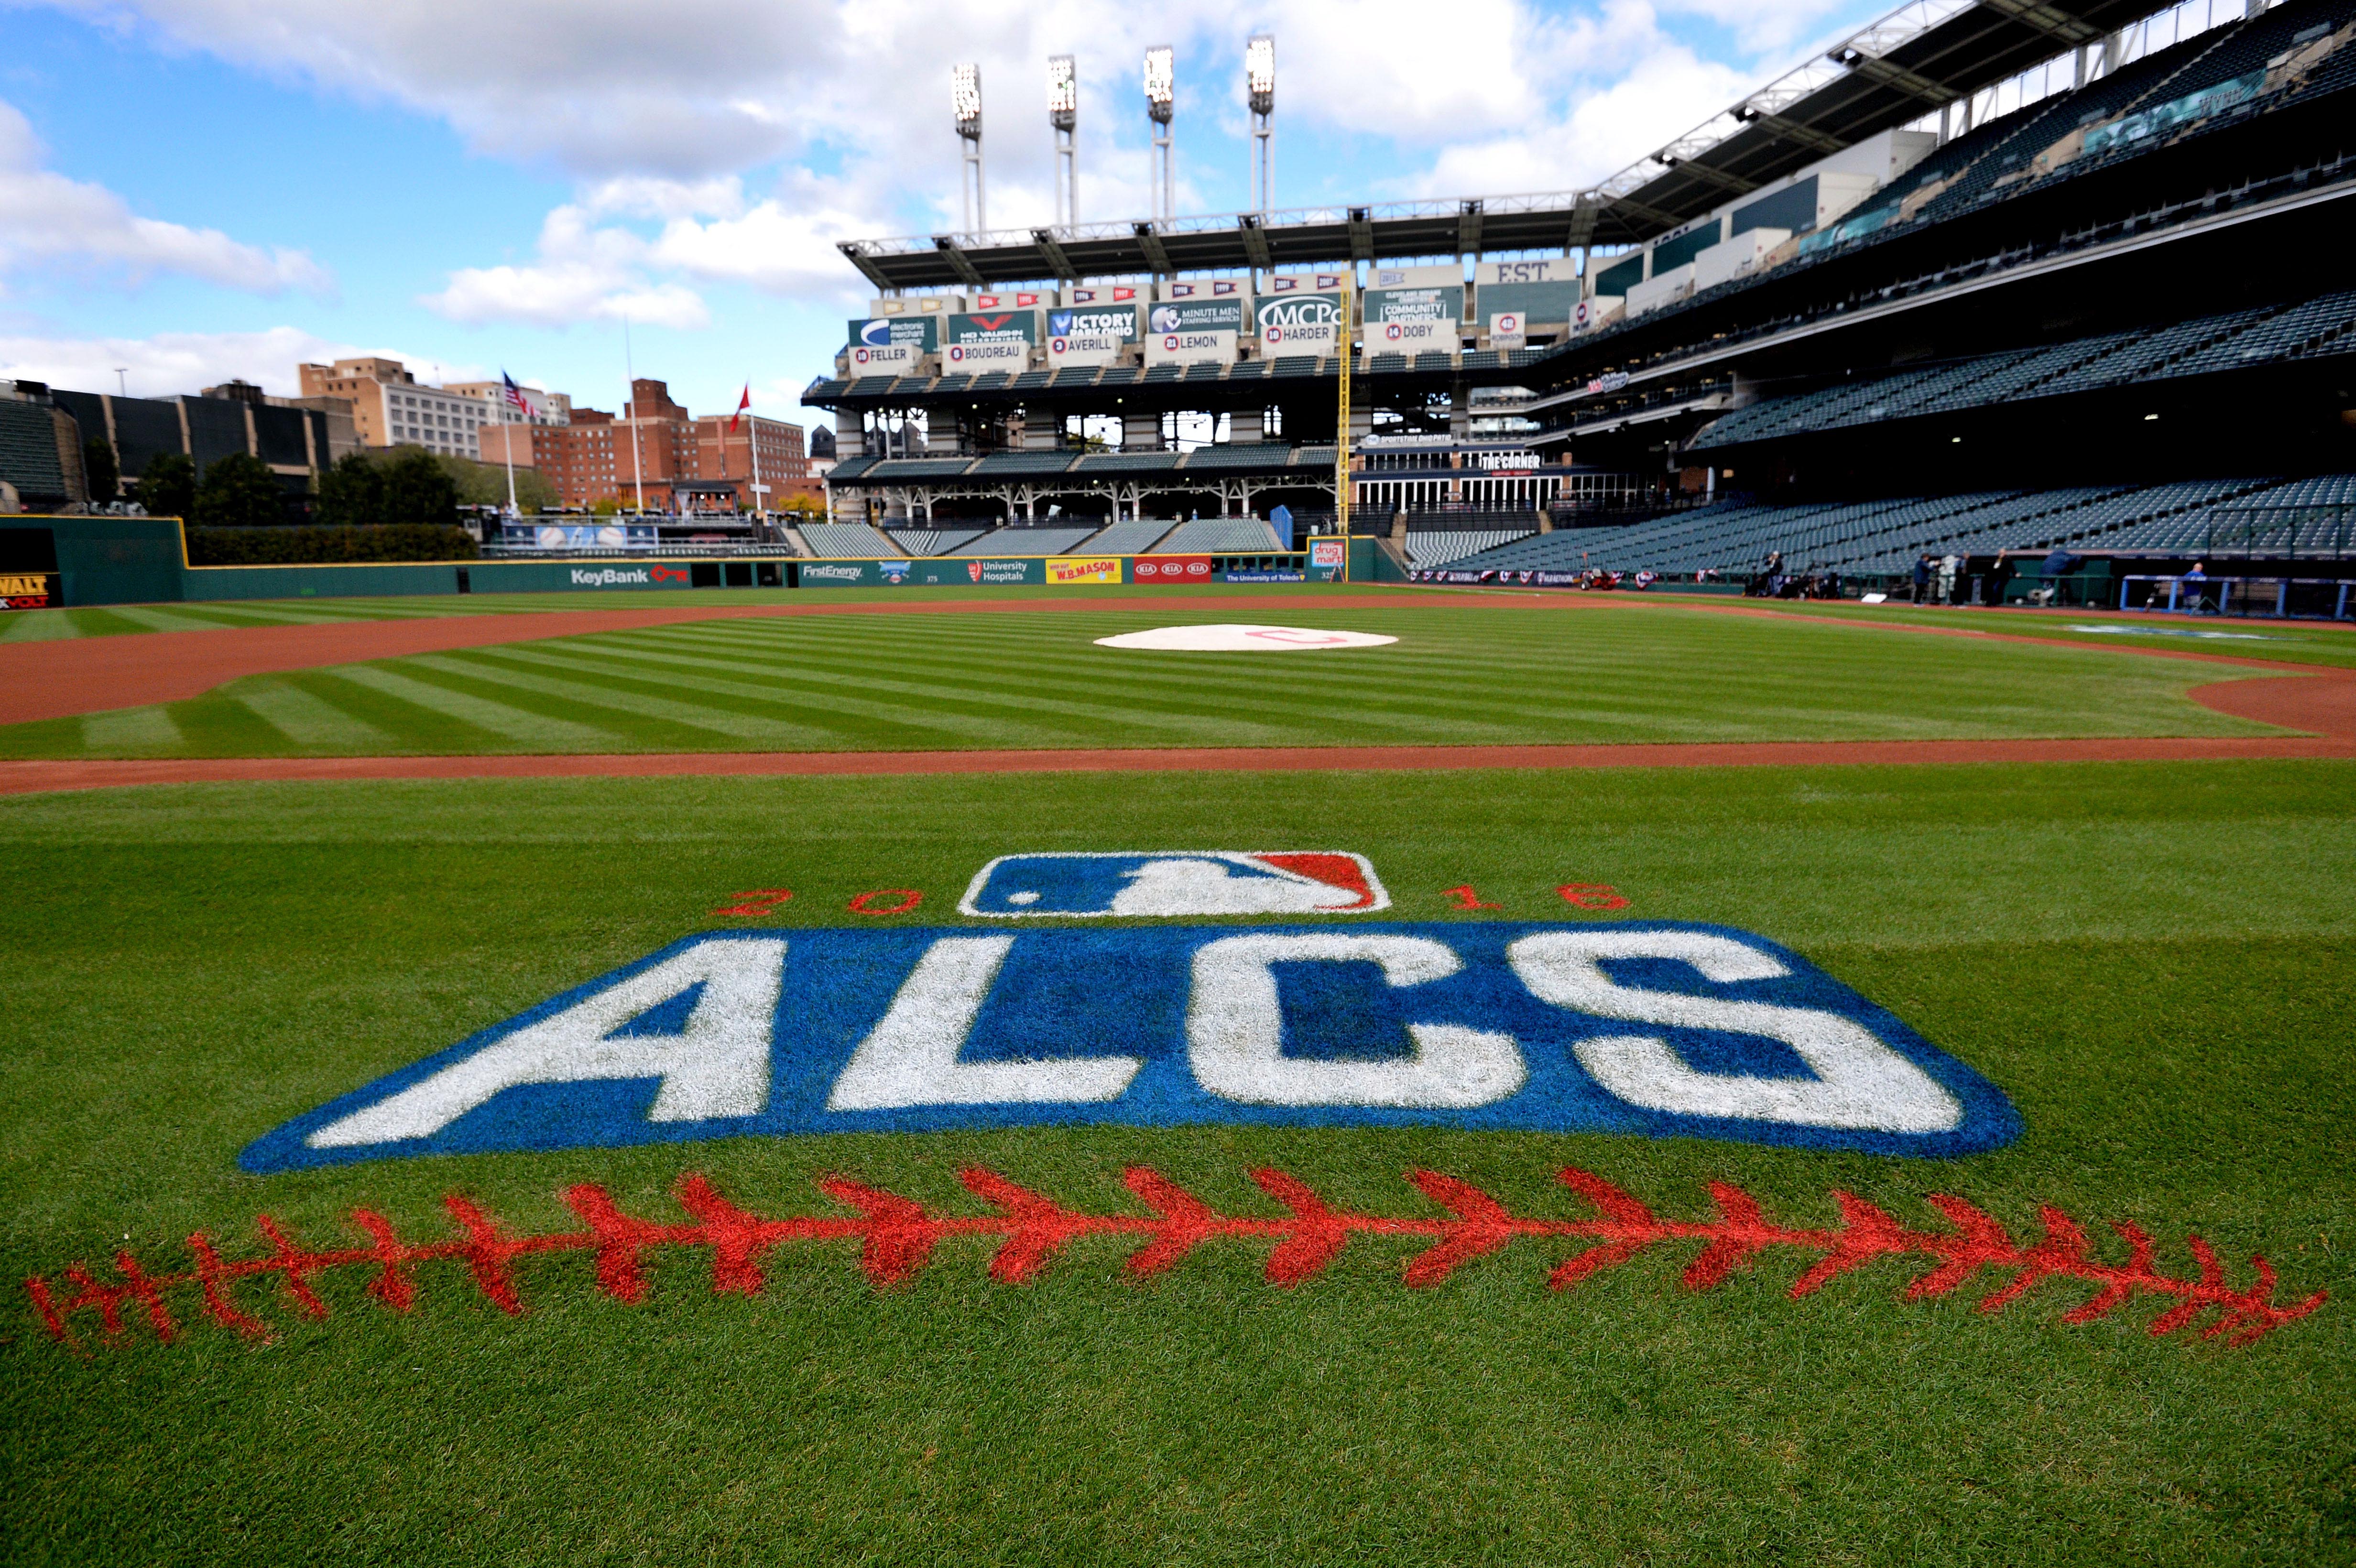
[
  {"xmin": 3, "ymin": 594, "xmax": 2352, "ymax": 1566},
  {"xmin": 0, "ymin": 598, "xmax": 2293, "ymax": 759}
]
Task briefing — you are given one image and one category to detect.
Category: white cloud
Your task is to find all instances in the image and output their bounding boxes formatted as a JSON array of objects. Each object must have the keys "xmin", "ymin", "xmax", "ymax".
[
  {"xmin": 0, "ymin": 326, "xmax": 476, "ymax": 398},
  {"xmin": 422, "ymin": 204, "xmax": 709, "ymax": 329},
  {"xmin": 0, "ymin": 99, "xmax": 332, "ymax": 296}
]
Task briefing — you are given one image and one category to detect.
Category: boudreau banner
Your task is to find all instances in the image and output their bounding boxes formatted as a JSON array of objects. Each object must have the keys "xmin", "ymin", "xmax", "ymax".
[
  {"xmin": 846, "ymin": 316, "xmax": 938, "ymax": 378},
  {"xmin": 1146, "ymin": 299, "xmax": 1243, "ymax": 364},
  {"xmin": 1254, "ymin": 293, "xmax": 1343, "ymax": 353},
  {"xmin": 945, "ymin": 311, "xmax": 1037, "ymax": 371}
]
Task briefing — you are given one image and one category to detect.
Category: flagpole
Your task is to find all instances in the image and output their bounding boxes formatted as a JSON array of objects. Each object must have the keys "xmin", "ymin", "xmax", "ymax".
[
  {"xmin": 747, "ymin": 382, "xmax": 764, "ymax": 526},
  {"xmin": 500, "ymin": 380, "xmax": 519, "ymax": 517},
  {"xmin": 623, "ymin": 314, "xmax": 645, "ymax": 514}
]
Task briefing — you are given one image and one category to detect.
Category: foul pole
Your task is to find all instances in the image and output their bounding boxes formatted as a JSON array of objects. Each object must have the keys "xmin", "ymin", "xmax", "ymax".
[{"xmin": 1334, "ymin": 273, "xmax": 1353, "ymax": 549}]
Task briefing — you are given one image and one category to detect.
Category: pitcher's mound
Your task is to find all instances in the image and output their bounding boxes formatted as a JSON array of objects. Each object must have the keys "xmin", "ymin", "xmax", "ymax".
[{"xmin": 1095, "ymin": 624, "xmax": 1398, "ymax": 651}]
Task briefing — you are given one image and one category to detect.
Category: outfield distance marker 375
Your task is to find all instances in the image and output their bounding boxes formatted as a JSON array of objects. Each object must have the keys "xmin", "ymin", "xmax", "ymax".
[{"xmin": 242, "ymin": 920, "xmax": 2018, "ymax": 1169}]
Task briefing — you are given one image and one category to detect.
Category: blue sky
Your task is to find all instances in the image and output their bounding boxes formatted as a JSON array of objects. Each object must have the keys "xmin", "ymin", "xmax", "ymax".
[{"xmin": 0, "ymin": 0, "xmax": 1895, "ymax": 431}]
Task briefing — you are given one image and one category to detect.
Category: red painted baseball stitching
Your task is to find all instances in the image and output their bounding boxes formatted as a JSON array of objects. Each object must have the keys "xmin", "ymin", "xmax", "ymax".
[{"xmin": 25, "ymin": 1166, "xmax": 2323, "ymax": 1353}]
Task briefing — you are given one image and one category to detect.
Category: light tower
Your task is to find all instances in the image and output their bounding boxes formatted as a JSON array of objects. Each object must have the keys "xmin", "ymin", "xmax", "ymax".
[
  {"xmin": 1047, "ymin": 54, "xmax": 1079, "ymax": 228},
  {"xmin": 1246, "ymin": 34, "xmax": 1275, "ymax": 215},
  {"xmin": 1144, "ymin": 45, "xmax": 1175, "ymax": 223},
  {"xmin": 952, "ymin": 63, "xmax": 986, "ymax": 232}
]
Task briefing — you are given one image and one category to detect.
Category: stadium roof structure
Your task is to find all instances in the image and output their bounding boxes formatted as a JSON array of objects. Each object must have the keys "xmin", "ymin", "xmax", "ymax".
[{"xmin": 838, "ymin": 0, "xmax": 2173, "ymax": 293}]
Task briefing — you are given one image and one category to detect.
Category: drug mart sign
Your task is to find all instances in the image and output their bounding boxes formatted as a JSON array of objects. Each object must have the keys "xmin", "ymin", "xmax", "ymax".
[{"xmin": 245, "ymin": 855, "xmax": 2018, "ymax": 1170}]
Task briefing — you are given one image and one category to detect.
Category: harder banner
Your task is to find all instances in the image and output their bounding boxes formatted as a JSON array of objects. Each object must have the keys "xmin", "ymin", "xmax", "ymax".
[
  {"xmin": 1254, "ymin": 293, "xmax": 1343, "ymax": 353},
  {"xmin": 241, "ymin": 921, "xmax": 2021, "ymax": 1169}
]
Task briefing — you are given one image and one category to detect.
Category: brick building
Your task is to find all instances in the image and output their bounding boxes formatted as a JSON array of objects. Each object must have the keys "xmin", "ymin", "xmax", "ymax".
[
  {"xmin": 297, "ymin": 358, "xmax": 491, "ymax": 456},
  {"xmin": 484, "ymin": 379, "xmax": 807, "ymax": 512}
]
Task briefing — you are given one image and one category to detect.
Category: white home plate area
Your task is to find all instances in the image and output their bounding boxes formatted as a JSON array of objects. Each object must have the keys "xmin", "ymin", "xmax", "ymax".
[{"xmin": 1093, "ymin": 624, "xmax": 1398, "ymax": 651}]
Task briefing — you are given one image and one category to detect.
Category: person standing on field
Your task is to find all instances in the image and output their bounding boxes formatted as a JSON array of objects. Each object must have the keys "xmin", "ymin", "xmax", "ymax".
[
  {"xmin": 1912, "ymin": 555, "xmax": 1931, "ymax": 604},
  {"xmin": 1938, "ymin": 553, "xmax": 1960, "ymax": 604}
]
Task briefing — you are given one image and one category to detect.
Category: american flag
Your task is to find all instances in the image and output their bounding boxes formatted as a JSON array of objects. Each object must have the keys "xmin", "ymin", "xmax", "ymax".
[{"xmin": 501, "ymin": 371, "xmax": 533, "ymax": 417}]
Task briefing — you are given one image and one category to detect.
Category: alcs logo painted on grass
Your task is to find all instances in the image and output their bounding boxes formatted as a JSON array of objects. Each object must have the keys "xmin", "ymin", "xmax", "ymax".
[{"xmin": 241, "ymin": 922, "xmax": 2019, "ymax": 1171}]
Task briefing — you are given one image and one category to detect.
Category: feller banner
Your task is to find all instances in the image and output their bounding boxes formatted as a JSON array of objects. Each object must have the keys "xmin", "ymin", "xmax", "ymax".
[
  {"xmin": 1047, "ymin": 556, "xmax": 1123, "ymax": 584},
  {"xmin": 846, "ymin": 316, "xmax": 937, "ymax": 378}
]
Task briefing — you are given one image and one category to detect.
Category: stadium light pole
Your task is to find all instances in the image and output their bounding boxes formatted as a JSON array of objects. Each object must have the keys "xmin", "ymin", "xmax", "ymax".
[
  {"xmin": 1144, "ymin": 45, "xmax": 1175, "ymax": 223},
  {"xmin": 1246, "ymin": 34, "xmax": 1275, "ymax": 216},
  {"xmin": 953, "ymin": 64, "xmax": 986, "ymax": 233},
  {"xmin": 1048, "ymin": 54, "xmax": 1079, "ymax": 228}
]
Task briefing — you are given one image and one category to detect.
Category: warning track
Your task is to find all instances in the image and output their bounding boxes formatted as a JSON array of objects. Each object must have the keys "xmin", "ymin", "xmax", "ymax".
[{"xmin": 0, "ymin": 673, "xmax": 2347, "ymax": 795}]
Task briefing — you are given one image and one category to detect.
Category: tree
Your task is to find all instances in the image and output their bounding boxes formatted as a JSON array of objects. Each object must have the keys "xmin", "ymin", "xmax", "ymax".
[
  {"xmin": 192, "ymin": 453, "xmax": 288, "ymax": 529},
  {"xmin": 134, "ymin": 452, "xmax": 196, "ymax": 520},
  {"xmin": 379, "ymin": 449, "xmax": 459, "ymax": 528},
  {"xmin": 82, "ymin": 438, "xmax": 119, "ymax": 507},
  {"xmin": 316, "ymin": 452, "xmax": 387, "ymax": 529}
]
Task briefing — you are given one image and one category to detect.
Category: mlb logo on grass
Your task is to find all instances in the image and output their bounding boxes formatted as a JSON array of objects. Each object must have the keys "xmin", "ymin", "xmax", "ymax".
[{"xmin": 960, "ymin": 851, "xmax": 1387, "ymax": 917}]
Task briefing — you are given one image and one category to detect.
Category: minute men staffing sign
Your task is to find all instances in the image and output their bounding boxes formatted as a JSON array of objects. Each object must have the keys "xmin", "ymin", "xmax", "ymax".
[
  {"xmin": 846, "ymin": 316, "xmax": 938, "ymax": 378},
  {"xmin": 946, "ymin": 311, "xmax": 1037, "ymax": 370},
  {"xmin": 1146, "ymin": 298, "xmax": 1244, "ymax": 364}
]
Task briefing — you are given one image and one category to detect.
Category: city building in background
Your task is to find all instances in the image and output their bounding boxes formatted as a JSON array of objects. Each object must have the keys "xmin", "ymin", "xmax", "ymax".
[
  {"xmin": 296, "ymin": 359, "xmax": 494, "ymax": 457},
  {"xmin": 479, "ymin": 381, "xmax": 808, "ymax": 512}
]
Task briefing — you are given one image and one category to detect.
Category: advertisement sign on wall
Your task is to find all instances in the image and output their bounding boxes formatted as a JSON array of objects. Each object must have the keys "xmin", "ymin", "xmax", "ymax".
[
  {"xmin": 1132, "ymin": 555, "xmax": 1213, "ymax": 582},
  {"xmin": 1363, "ymin": 283, "xmax": 1465, "ymax": 324},
  {"xmin": 1488, "ymin": 312, "xmax": 1526, "ymax": 349},
  {"xmin": 1047, "ymin": 556, "xmax": 1123, "ymax": 584},
  {"xmin": 1145, "ymin": 298, "xmax": 1243, "ymax": 364},
  {"xmin": 1254, "ymin": 292, "xmax": 1343, "ymax": 353},
  {"xmin": 945, "ymin": 311, "xmax": 1037, "ymax": 370},
  {"xmin": 846, "ymin": 316, "xmax": 938, "ymax": 378},
  {"xmin": 1046, "ymin": 302, "xmax": 1138, "ymax": 368}
]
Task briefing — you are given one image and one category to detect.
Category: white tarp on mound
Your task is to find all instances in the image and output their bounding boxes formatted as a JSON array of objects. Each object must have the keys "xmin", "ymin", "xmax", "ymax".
[{"xmin": 1094, "ymin": 624, "xmax": 1398, "ymax": 651}]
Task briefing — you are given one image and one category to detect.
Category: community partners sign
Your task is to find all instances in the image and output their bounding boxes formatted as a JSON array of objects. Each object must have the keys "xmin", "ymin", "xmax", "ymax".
[{"xmin": 1364, "ymin": 272, "xmax": 1464, "ymax": 357}]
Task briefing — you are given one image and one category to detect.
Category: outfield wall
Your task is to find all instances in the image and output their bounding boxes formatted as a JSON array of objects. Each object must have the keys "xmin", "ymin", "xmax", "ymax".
[{"xmin": 0, "ymin": 518, "xmax": 1374, "ymax": 604}]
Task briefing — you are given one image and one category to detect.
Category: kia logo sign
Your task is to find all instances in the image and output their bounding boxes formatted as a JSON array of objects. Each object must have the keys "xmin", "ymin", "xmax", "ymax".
[{"xmin": 1187, "ymin": 561, "xmax": 1209, "ymax": 576}]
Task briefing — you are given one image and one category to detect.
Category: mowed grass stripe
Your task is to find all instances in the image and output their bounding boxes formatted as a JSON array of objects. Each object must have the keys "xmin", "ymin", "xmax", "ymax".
[
  {"xmin": 402, "ymin": 652, "xmax": 844, "ymax": 748},
  {"xmin": 79, "ymin": 707, "xmax": 182, "ymax": 748},
  {"xmin": 320, "ymin": 665, "xmax": 622, "ymax": 748},
  {"xmin": 528, "ymin": 631, "xmax": 1315, "ymax": 748},
  {"xmin": 454, "ymin": 639, "xmax": 1182, "ymax": 750},
  {"xmin": 230, "ymin": 680, "xmax": 390, "ymax": 749}
]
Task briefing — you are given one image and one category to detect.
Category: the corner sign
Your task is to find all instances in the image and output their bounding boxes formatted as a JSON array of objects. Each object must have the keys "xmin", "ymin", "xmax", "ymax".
[{"xmin": 242, "ymin": 923, "xmax": 2019, "ymax": 1170}]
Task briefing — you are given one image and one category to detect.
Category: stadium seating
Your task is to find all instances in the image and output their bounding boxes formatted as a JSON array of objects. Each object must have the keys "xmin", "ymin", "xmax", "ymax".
[
  {"xmin": 968, "ymin": 451, "xmax": 1080, "ymax": 476},
  {"xmin": 1692, "ymin": 288, "xmax": 2356, "ymax": 449},
  {"xmin": 1181, "ymin": 443, "xmax": 1295, "ymax": 469},
  {"xmin": 799, "ymin": 523, "xmax": 901, "ymax": 556},
  {"xmin": 1077, "ymin": 518, "xmax": 1180, "ymax": 554},
  {"xmin": 1148, "ymin": 518, "xmax": 1284, "ymax": 553},
  {"xmin": 887, "ymin": 529, "xmax": 985, "ymax": 556},
  {"xmin": 944, "ymin": 526, "xmax": 1100, "ymax": 556},
  {"xmin": 1438, "ymin": 471, "xmax": 2356, "ymax": 579},
  {"xmin": 1407, "ymin": 529, "xmax": 1533, "ymax": 568}
]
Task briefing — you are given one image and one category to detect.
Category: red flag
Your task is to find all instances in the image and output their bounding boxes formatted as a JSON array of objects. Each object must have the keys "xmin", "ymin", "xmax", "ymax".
[{"xmin": 728, "ymin": 384, "xmax": 750, "ymax": 433}]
